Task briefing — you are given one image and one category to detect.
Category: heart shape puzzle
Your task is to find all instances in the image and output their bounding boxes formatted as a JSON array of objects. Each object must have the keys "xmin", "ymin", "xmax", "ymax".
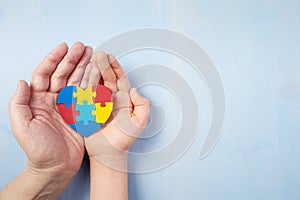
[{"xmin": 56, "ymin": 85, "xmax": 113, "ymax": 137}]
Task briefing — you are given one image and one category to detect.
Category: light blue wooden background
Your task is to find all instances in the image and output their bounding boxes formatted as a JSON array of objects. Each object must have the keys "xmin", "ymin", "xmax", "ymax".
[{"xmin": 0, "ymin": 0, "xmax": 299, "ymax": 199}]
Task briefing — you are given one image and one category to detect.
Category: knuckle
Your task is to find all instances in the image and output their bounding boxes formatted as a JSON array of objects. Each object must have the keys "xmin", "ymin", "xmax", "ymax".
[{"xmin": 51, "ymin": 73, "xmax": 68, "ymax": 81}]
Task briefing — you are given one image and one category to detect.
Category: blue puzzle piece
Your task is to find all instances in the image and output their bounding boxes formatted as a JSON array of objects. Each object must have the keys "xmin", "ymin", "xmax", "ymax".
[
  {"xmin": 69, "ymin": 124, "xmax": 77, "ymax": 131},
  {"xmin": 75, "ymin": 100, "xmax": 96, "ymax": 125},
  {"xmin": 57, "ymin": 86, "xmax": 77, "ymax": 108},
  {"xmin": 75, "ymin": 121, "xmax": 103, "ymax": 137}
]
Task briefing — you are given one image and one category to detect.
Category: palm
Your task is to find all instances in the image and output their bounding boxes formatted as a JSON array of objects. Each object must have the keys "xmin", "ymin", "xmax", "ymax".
[{"xmin": 24, "ymin": 91, "xmax": 83, "ymax": 172}]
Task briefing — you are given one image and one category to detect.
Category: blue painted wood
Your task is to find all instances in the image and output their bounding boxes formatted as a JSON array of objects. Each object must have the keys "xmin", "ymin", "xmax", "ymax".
[{"xmin": 0, "ymin": 0, "xmax": 299, "ymax": 199}]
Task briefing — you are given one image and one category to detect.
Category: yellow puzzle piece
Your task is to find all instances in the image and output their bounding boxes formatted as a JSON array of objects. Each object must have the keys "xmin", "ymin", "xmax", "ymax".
[
  {"xmin": 73, "ymin": 86, "xmax": 96, "ymax": 105},
  {"xmin": 92, "ymin": 102, "xmax": 113, "ymax": 123}
]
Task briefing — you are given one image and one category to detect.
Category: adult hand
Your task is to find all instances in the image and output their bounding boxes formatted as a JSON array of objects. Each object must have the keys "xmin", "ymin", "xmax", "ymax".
[{"xmin": 8, "ymin": 42, "xmax": 92, "ymax": 195}]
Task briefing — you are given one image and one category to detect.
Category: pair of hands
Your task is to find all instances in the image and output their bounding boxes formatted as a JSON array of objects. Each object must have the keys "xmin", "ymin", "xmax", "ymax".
[{"xmin": 8, "ymin": 42, "xmax": 149, "ymax": 196}]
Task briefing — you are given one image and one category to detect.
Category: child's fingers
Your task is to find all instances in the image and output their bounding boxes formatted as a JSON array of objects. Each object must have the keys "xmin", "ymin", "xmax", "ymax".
[
  {"xmin": 93, "ymin": 51, "xmax": 117, "ymax": 92},
  {"xmin": 80, "ymin": 63, "xmax": 92, "ymax": 89},
  {"xmin": 107, "ymin": 54, "xmax": 131, "ymax": 92},
  {"xmin": 88, "ymin": 62, "xmax": 101, "ymax": 86},
  {"xmin": 107, "ymin": 54, "xmax": 126, "ymax": 79}
]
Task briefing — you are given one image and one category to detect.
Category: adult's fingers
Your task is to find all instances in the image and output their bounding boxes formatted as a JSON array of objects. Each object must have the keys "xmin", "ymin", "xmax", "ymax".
[
  {"xmin": 80, "ymin": 63, "xmax": 92, "ymax": 89},
  {"xmin": 67, "ymin": 46, "xmax": 93, "ymax": 86},
  {"xmin": 49, "ymin": 42, "xmax": 85, "ymax": 93},
  {"xmin": 107, "ymin": 54, "xmax": 130, "ymax": 92},
  {"xmin": 30, "ymin": 43, "xmax": 68, "ymax": 92},
  {"xmin": 93, "ymin": 51, "xmax": 117, "ymax": 92}
]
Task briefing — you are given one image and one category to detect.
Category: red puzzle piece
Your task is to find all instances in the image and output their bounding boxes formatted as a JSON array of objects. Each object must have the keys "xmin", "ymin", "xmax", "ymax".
[
  {"xmin": 93, "ymin": 85, "xmax": 112, "ymax": 106},
  {"xmin": 57, "ymin": 103, "xmax": 78, "ymax": 124}
]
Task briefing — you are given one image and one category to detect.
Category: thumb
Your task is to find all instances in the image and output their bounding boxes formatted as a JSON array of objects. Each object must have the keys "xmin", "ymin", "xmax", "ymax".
[
  {"xmin": 9, "ymin": 80, "xmax": 33, "ymax": 131},
  {"xmin": 130, "ymin": 88, "xmax": 150, "ymax": 127}
]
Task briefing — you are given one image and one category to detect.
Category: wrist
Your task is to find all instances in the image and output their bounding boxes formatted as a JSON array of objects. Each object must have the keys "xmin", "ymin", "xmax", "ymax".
[
  {"xmin": 86, "ymin": 132, "xmax": 129, "ymax": 172},
  {"xmin": 101, "ymin": 123, "xmax": 136, "ymax": 151},
  {"xmin": 0, "ymin": 166, "xmax": 75, "ymax": 200},
  {"xmin": 89, "ymin": 155, "xmax": 127, "ymax": 167},
  {"xmin": 88, "ymin": 149, "xmax": 128, "ymax": 172},
  {"xmin": 26, "ymin": 161, "xmax": 78, "ymax": 185},
  {"xmin": 25, "ymin": 166, "xmax": 75, "ymax": 196},
  {"xmin": 27, "ymin": 163, "xmax": 77, "ymax": 177}
]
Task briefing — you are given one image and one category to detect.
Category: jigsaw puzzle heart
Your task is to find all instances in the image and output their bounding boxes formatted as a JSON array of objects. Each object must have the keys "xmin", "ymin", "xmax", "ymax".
[{"xmin": 56, "ymin": 85, "xmax": 113, "ymax": 137}]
